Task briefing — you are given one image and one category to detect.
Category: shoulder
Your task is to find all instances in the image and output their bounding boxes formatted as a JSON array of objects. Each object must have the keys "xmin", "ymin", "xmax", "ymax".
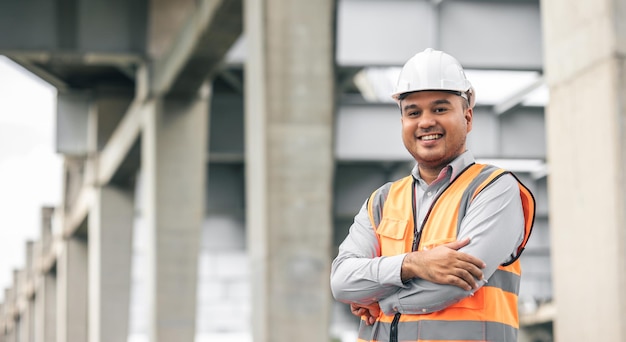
[
  {"xmin": 367, "ymin": 177, "xmax": 412, "ymax": 227},
  {"xmin": 474, "ymin": 168, "xmax": 521, "ymax": 199}
]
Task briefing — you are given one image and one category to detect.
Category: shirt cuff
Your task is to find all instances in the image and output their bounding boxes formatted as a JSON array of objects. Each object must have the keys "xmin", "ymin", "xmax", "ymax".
[
  {"xmin": 378, "ymin": 253, "xmax": 408, "ymax": 287},
  {"xmin": 379, "ymin": 291, "xmax": 401, "ymax": 315}
]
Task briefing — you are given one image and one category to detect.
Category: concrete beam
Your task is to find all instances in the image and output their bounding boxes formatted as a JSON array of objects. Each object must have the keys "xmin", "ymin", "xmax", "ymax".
[
  {"xmin": 63, "ymin": 186, "xmax": 94, "ymax": 238},
  {"xmin": 151, "ymin": 0, "xmax": 242, "ymax": 97},
  {"xmin": 0, "ymin": 0, "xmax": 148, "ymax": 55},
  {"xmin": 6, "ymin": 56, "xmax": 69, "ymax": 93},
  {"xmin": 64, "ymin": 90, "xmax": 141, "ymax": 236},
  {"xmin": 96, "ymin": 100, "xmax": 144, "ymax": 186}
]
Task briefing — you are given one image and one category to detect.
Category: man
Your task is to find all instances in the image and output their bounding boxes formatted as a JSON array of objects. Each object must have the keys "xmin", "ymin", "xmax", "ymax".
[{"xmin": 330, "ymin": 48, "xmax": 535, "ymax": 342}]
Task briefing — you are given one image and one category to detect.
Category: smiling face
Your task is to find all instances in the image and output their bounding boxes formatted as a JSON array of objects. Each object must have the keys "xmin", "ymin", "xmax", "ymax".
[{"xmin": 400, "ymin": 91, "xmax": 473, "ymax": 179}]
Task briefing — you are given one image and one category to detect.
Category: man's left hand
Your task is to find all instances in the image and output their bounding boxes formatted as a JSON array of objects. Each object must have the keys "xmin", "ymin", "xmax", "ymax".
[{"xmin": 350, "ymin": 302, "xmax": 381, "ymax": 325}]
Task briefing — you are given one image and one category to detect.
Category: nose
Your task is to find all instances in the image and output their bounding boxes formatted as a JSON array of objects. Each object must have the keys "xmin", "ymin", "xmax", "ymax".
[{"xmin": 417, "ymin": 112, "xmax": 436, "ymax": 130}]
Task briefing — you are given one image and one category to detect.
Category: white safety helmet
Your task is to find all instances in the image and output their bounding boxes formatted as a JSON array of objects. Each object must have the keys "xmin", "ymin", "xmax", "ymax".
[{"xmin": 391, "ymin": 48, "xmax": 475, "ymax": 108}]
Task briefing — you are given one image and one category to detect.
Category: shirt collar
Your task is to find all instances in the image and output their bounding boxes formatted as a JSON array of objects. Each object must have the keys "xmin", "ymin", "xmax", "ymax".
[{"xmin": 410, "ymin": 150, "xmax": 476, "ymax": 183}]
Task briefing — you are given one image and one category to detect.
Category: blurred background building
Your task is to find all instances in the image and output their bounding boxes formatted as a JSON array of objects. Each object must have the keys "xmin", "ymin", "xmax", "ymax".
[{"xmin": 0, "ymin": 0, "xmax": 623, "ymax": 341}]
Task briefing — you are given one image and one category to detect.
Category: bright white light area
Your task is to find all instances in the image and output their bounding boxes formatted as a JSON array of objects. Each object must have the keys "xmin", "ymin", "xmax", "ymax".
[
  {"xmin": 0, "ymin": 56, "xmax": 62, "ymax": 300},
  {"xmin": 477, "ymin": 158, "xmax": 548, "ymax": 180},
  {"xmin": 353, "ymin": 67, "xmax": 549, "ymax": 107}
]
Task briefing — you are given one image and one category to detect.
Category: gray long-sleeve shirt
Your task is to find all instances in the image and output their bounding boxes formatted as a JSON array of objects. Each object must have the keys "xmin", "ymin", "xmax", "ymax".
[{"xmin": 330, "ymin": 151, "xmax": 525, "ymax": 315}]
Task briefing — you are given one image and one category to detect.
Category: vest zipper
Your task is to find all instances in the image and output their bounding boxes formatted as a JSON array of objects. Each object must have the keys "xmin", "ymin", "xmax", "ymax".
[
  {"xmin": 411, "ymin": 178, "xmax": 420, "ymax": 251},
  {"xmin": 411, "ymin": 164, "xmax": 475, "ymax": 251},
  {"xmin": 390, "ymin": 312, "xmax": 401, "ymax": 342}
]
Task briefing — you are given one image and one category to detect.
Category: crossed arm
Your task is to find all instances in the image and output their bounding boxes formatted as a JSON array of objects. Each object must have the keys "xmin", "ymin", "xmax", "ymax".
[{"xmin": 330, "ymin": 175, "xmax": 525, "ymax": 321}]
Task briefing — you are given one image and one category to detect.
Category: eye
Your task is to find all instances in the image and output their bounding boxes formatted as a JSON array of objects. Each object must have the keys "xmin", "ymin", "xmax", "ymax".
[
  {"xmin": 433, "ymin": 107, "xmax": 448, "ymax": 114},
  {"xmin": 405, "ymin": 110, "xmax": 421, "ymax": 117}
]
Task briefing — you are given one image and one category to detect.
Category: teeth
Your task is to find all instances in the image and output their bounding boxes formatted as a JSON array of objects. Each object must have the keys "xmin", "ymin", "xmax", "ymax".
[{"xmin": 421, "ymin": 134, "xmax": 441, "ymax": 141}]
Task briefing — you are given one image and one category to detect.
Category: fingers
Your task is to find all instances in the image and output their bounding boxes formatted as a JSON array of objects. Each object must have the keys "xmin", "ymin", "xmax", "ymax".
[
  {"xmin": 453, "ymin": 267, "xmax": 480, "ymax": 291},
  {"xmin": 444, "ymin": 237, "xmax": 471, "ymax": 250},
  {"xmin": 406, "ymin": 242, "xmax": 487, "ymax": 290},
  {"xmin": 448, "ymin": 254, "xmax": 485, "ymax": 290},
  {"xmin": 350, "ymin": 304, "xmax": 366, "ymax": 316},
  {"xmin": 443, "ymin": 238, "xmax": 486, "ymax": 268},
  {"xmin": 443, "ymin": 237, "xmax": 486, "ymax": 271},
  {"xmin": 350, "ymin": 303, "xmax": 380, "ymax": 326}
]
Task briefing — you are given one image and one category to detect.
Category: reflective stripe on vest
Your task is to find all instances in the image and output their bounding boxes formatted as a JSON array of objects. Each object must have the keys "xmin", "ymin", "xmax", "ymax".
[{"xmin": 361, "ymin": 163, "xmax": 536, "ymax": 342}]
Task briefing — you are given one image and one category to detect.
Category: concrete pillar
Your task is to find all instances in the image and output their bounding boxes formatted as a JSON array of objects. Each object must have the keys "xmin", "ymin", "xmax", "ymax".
[
  {"xmin": 34, "ymin": 272, "xmax": 56, "ymax": 342},
  {"xmin": 25, "ymin": 293, "xmax": 35, "ymax": 342},
  {"xmin": 3, "ymin": 289, "xmax": 14, "ymax": 342},
  {"xmin": 22, "ymin": 242, "xmax": 35, "ymax": 342},
  {"xmin": 244, "ymin": 1, "xmax": 335, "ymax": 341},
  {"xmin": 0, "ymin": 303, "xmax": 5, "ymax": 342},
  {"xmin": 13, "ymin": 270, "xmax": 23, "ymax": 342},
  {"xmin": 142, "ymin": 95, "xmax": 208, "ymax": 341},
  {"xmin": 35, "ymin": 208, "xmax": 56, "ymax": 342},
  {"xmin": 56, "ymin": 237, "xmax": 88, "ymax": 342},
  {"xmin": 541, "ymin": 1, "xmax": 626, "ymax": 341},
  {"xmin": 0, "ymin": 302, "xmax": 4, "ymax": 341},
  {"xmin": 88, "ymin": 185, "xmax": 133, "ymax": 342},
  {"xmin": 41, "ymin": 208, "xmax": 55, "ymax": 255},
  {"xmin": 3, "ymin": 288, "xmax": 15, "ymax": 342},
  {"xmin": 18, "ymin": 264, "xmax": 30, "ymax": 342}
]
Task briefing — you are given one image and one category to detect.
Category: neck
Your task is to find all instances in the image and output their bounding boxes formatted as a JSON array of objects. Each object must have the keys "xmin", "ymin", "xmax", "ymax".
[{"xmin": 418, "ymin": 165, "xmax": 444, "ymax": 185}]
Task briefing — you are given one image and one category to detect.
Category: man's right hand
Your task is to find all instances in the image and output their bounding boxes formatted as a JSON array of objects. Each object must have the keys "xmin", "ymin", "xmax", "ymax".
[{"xmin": 400, "ymin": 237, "xmax": 486, "ymax": 291}]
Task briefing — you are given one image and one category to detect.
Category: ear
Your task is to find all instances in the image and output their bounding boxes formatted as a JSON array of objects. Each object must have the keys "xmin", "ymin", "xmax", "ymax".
[{"xmin": 465, "ymin": 107, "xmax": 473, "ymax": 133}]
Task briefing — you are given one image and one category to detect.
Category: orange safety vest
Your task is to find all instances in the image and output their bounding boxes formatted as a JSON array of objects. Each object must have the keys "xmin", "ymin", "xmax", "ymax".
[{"xmin": 359, "ymin": 163, "xmax": 535, "ymax": 342}]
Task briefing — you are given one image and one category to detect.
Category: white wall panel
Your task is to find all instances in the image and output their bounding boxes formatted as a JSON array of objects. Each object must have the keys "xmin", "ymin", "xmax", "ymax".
[
  {"xmin": 337, "ymin": 0, "xmax": 542, "ymax": 70},
  {"xmin": 335, "ymin": 104, "xmax": 408, "ymax": 161},
  {"xmin": 56, "ymin": 92, "xmax": 90, "ymax": 156},
  {"xmin": 337, "ymin": 0, "xmax": 436, "ymax": 66},
  {"xmin": 501, "ymin": 107, "xmax": 546, "ymax": 158},
  {"xmin": 440, "ymin": 0, "xmax": 543, "ymax": 70},
  {"xmin": 467, "ymin": 107, "xmax": 500, "ymax": 157}
]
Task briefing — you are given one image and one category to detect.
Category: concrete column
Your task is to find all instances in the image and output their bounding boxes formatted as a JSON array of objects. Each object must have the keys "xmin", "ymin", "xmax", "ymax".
[
  {"xmin": 142, "ymin": 95, "xmax": 208, "ymax": 341},
  {"xmin": 541, "ymin": 1, "xmax": 626, "ymax": 341},
  {"xmin": 3, "ymin": 289, "xmax": 15, "ymax": 342},
  {"xmin": 34, "ymin": 272, "xmax": 56, "ymax": 342},
  {"xmin": 24, "ymin": 295, "xmax": 34, "ymax": 342},
  {"xmin": 0, "ymin": 302, "xmax": 4, "ymax": 342},
  {"xmin": 41, "ymin": 208, "xmax": 55, "ymax": 255},
  {"xmin": 88, "ymin": 186, "xmax": 133, "ymax": 342},
  {"xmin": 56, "ymin": 237, "xmax": 88, "ymax": 342},
  {"xmin": 244, "ymin": 1, "xmax": 335, "ymax": 341},
  {"xmin": 22, "ymin": 242, "xmax": 35, "ymax": 342},
  {"xmin": 0, "ymin": 305, "xmax": 5, "ymax": 342},
  {"xmin": 18, "ymin": 264, "xmax": 30, "ymax": 342},
  {"xmin": 13, "ymin": 270, "xmax": 23, "ymax": 342},
  {"xmin": 35, "ymin": 208, "xmax": 56, "ymax": 342}
]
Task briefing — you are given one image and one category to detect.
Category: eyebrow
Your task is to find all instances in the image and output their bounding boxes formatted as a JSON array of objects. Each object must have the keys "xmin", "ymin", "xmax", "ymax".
[{"xmin": 402, "ymin": 99, "xmax": 452, "ymax": 112}]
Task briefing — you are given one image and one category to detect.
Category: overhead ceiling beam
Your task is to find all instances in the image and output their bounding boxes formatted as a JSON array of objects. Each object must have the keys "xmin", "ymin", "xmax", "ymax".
[
  {"xmin": 217, "ymin": 69, "xmax": 244, "ymax": 94},
  {"xmin": 337, "ymin": 0, "xmax": 542, "ymax": 70},
  {"xmin": 150, "ymin": 0, "xmax": 243, "ymax": 97},
  {"xmin": 493, "ymin": 76, "xmax": 544, "ymax": 115},
  {"xmin": 6, "ymin": 56, "xmax": 69, "ymax": 93}
]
